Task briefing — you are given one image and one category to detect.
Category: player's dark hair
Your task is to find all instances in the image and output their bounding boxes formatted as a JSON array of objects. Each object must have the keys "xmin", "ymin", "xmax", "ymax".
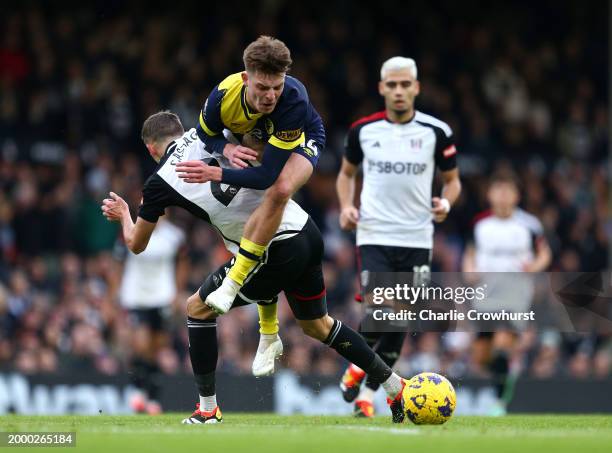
[
  {"xmin": 489, "ymin": 172, "xmax": 520, "ymax": 190},
  {"xmin": 243, "ymin": 35, "xmax": 292, "ymax": 74},
  {"xmin": 141, "ymin": 111, "xmax": 184, "ymax": 144}
]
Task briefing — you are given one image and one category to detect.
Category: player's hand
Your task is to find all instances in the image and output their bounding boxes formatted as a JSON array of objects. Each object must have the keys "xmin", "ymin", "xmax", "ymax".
[
  {"xmin": 223, "ymin": 144, "xmax": 258, "ymax": 169},
  {"xmin": 339, "ymin": 206, "xmax": 359, "ymax": 230},
  {"xmin": 176, "ymin": 160, "xmax": 222, "ymax": 183},
  {"xmin": 101, "ymin": 192, "xmax": 128, "ymax": 222},
  {"xmin": 522, "ymin": 261, "xmax": 539, "ymax": 272},
  {"xmin": 431, "ymin": 197, "xmax": 450, "ymax": 223}
]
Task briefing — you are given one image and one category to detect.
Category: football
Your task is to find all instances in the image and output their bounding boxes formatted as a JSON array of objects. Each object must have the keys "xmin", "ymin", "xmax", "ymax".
[{"xmin": 403, "ymin": 372, "xmax": 456, "ymax": 425}]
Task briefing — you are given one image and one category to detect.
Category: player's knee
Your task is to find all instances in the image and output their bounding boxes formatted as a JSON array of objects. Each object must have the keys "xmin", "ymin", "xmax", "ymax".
[
  {"xmin": 298, "ymin": 316, "xmax": 333, "ymax": 341},
  {"xmin": 186, "ymin": 294, "xmax": 217, "ymax": 320},
  {"xmin": 268, "ymin": 179, "xmax": 294, "ymax": 204}
]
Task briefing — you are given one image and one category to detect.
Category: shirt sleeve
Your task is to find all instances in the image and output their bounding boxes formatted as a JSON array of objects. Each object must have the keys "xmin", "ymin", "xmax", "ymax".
[
  {"xmin": 196, "ymin": 86, "xmax": 230, "ymax": 154},
  {"xmin": 220, "ymin": 142, "xmax": 291, "ymax": 190},
  {"xmin": 198, "ymin": 86, "xmax": 225, "ymax": 136},
  {"xmin": 138, "ymin": 175, "xmax": 171, "ymax": 223},
  {"xmin": 434, "ymin": 128, "xmax": 458, "ymax": 172},
  {"xmin": 344, "ymin": 125, "xmax": 363, "ymax": 165}
]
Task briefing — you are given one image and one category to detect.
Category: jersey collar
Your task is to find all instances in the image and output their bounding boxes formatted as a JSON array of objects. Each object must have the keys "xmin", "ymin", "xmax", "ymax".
[
  {"xmin": 240, "ymin": 84, "xmax": 262, "ymax": 120},
  {"xmin": 385, "ymin": 110, "xmax": 416, "ymax": 125}
]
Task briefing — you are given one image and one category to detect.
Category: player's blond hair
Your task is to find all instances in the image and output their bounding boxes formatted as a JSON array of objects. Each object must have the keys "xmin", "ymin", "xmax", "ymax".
[
  {"xmin": 380, "ymin": 56, "xmax": 418, "ymax": 80},
  {"xmin": 243, "ymin": 36, "xmax": 292, "ymax": 75}
]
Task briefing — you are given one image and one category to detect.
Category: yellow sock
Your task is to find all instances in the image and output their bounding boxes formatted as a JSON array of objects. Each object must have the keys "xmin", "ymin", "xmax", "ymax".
[
  {"xmin": 258, "ymin": 303, "xmax": 279, "ymax": 335},
  {"xmin": 227, "ymin": 237, "xmax": 266, "ymax": 286}
]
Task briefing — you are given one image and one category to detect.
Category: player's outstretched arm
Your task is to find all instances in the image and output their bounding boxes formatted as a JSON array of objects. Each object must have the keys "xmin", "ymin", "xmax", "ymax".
[
  {"xmin": 174, "ymin": 142, "xmax": 260, "ymax": 182},
  {"xmin": 336, "ymin": 157, "xmax": 360, "ymax": 231},
  {"xmin": 220, "ymin": 143, "xmax": 291, "ymax": 189},
  {"xmin": 101, "ymin": 192, "xmax": 156, "ymax": 254},
  {"xmin": 177, "ymin": 143, "xmax": 291, "ymax": 189}
]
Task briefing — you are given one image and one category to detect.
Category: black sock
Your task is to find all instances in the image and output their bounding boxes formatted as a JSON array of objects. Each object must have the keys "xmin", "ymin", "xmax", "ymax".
[
  {"xmin": 129, "ymin": 358, "xmax": 149, "ymax": 392},
  {"xmin": 129, "ymin": 358, "xmax": 160, "ymax": 401},
  {"xmin": 358, "ymin": 319, "xmax": 383, "ymax": 349},
  {"xmin": 489, "ymin": 351, "xmax": 509, "ymax": 399},
  {"xmin": 324, "ymin": 319, "xmax": 392, "ymax": 385},
  {"xmin": 143, "ymin": 362, "xmax": 160, "ymax": 401},
  {"xmin": 187, "ymin": 317, "xmax": 218, "ymax": 397},
  {"xmin": 365, "ymin": 331, "xmax": 406, "ymax": 391}
]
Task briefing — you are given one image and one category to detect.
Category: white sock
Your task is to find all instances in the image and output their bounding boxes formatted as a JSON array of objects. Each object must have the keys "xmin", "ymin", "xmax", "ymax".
[
  {"xmin": 261, "ymin": 333, "xmax": 279, "ymax": 342},
  {"xmin": 222, "ymin": 277, "xmax": 241, "ymax": 294},
  {"xmin": 381, "ymin": 373, "xmax": 403, "ymax": 398},
  {"xmin": 200, "ymin": 395, "xmax": 217, "ymax": 413},
  {"xmin": 356, "ymin": 386, "xmax": 376, "ymax": 403}
]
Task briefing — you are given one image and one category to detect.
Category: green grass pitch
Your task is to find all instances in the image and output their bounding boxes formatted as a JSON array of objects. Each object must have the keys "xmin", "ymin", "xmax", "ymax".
[{"xmin": 3, "ymin": 414, "xmax": 612, "ymax": 453}]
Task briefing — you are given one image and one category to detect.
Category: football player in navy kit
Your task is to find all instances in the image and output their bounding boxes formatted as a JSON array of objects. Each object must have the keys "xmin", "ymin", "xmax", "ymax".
[
  {"xmin": 336, "ymin": 57, "xmax": 462, "ymax": 417},
  {"xmin": 174, "ymin": 36, "xmax": 326, "ymax": 334}
]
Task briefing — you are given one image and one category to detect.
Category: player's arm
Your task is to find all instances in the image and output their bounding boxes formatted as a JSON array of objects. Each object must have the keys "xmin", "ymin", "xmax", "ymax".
[
  {"xmin": 101, "ymin": 192, "xmax": 156, "ymax": 254},
  {"xmin": 176, "ymin": 248, "xmax": 190, "ymax": 287},
  {"xmin": 432, "ymin": 127, "xmax": 461, "ymax": 222},
  {"xmin": 523, "ymin": 235, "xmax": 552, "ymax": 272},
  {"xmin": 218, "ymin": 100, "xmax": 308, "ymax": 190},
  {"xmin": 196, "ymin": 86, "xmax": 231, "ymax": 155},
  {"xmin": 180, "ymin": 103, "xmax": 306, "ymax": 189},
  {"xmin": 432, "ymin": 168, "xmax": 462, "ymax": 222},
  {"xmin": 336, "ymin": 124, "xmax": 364, "ymax": 230},
  {"xmin": 462, "ymin": 243, "xmax": 477, "ymax": 272},
  {"xmin": 175, "ymin": 142, "xmax": 290, "ymax": 188}
]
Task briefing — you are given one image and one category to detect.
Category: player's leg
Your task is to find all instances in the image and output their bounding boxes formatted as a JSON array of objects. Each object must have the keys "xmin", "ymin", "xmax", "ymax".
[
  {"xmin": 144, "ymin": 310, "xmax": 169, "ymax": 415},
  {"xmin": 214, "ymin": 255, "xmax": 284, "ymax": 377},
  {"xmin": 489, "ymin": 329, "xmax": 518, "ymax": 416},
  {"xmin": 289, "ymin": 300, "xmax": 407, "ymax": 423},
  {"xmin": 358, "ymin": 248, "xmax": 430, "ymax": 409},
  {"xmin": 356, "ymin": 331, "xmax": 406, "ymax": 415},
  {"xmin": 126, "ymin": 309, "xmax": 163, "ymax": 414},
  {"xmin": 182, "ymin": 286, "xmax": 222, "ymax": 424},
  {"xmin": 340, "ymin": 245, "xmax": 394, "ymax": 408},
  {"xmin": 206, "ymin": 151, "xmax": 314, "ymax": 314},
  {"xmin": 285, "ymin": 240, "xmax": 407, "ymax": 423},
  {"xmin": 182, "ymin": 264, "xmax": 274, "ymax": 424}
]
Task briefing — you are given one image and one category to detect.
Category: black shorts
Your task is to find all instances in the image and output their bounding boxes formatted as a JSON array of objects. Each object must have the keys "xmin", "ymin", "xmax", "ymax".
[
  {"xmin": 358, "ymin": 245, "xmax": 432, "ymax": 296},
  {"xmin": 199, "ymin": 217, "xmax": 327, "ymax": 320},
  {"xmin": 127, "ymin": 307, "xmax": 169, "ymax": 331},
  {"xmin": 358, "ymin": 245, "xmax": 431, "ymax": 272}
]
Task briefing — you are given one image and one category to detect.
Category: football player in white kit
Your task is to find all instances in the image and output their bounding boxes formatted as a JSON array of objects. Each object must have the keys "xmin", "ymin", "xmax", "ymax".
[
  {"xmin": 102, "ymin": 111, "xmax": 412, "ymax": 424},
  {"xmin": 463, "ymin": 173, "xmax": 551, "ymax": 415},
  {"xmin": 118, "ymin": 215, "xmax": 187, "ymax": 415},
  {"xmin": 336, "ymin": 57, "xmax": 462, "ymax": 417}
]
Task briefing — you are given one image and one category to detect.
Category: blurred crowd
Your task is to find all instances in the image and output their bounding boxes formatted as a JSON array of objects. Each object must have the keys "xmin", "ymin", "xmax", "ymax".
[{"xmin": 0, "ymin": 0, "xmax": 610, "ymax": 380}]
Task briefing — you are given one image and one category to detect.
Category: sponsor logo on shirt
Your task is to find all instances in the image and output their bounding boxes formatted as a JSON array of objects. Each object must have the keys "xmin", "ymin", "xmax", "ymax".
[
  {"xmin": 275, "ymin": 128, "xmax": 302, "ymax": 142},
  {"xmin": 367, "ymin": 160, "xmax": 428, "ymax": 175}
]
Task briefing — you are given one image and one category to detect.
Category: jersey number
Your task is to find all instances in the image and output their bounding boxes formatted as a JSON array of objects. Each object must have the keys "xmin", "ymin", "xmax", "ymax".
[
  {"xmin": 203, "ymin": 158, "xmax": 241, "ymax": 206},
  {"xmin": 412, "ymin": 265, "xmax": 431, "ymax": 286}
]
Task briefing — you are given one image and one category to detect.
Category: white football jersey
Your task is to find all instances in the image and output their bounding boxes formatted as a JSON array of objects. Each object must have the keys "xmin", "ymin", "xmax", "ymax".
[
  {"xmin": 473, "ymin": 209, "xmax": 543, "ymax": 272},
  {"xmin": 472, "ymin": 209, "xmax": 544, "ymax": 313},
  {"xmin": 138, "ymin": 128, "xmax": 309, "ymax": 254},
  {"xmin": 345, "ymin": 111, "xmax": 457, "ymax": 249},
  {"xmin": 120, "ymin": 219, "xmax": 184, "ymax": 308}
]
